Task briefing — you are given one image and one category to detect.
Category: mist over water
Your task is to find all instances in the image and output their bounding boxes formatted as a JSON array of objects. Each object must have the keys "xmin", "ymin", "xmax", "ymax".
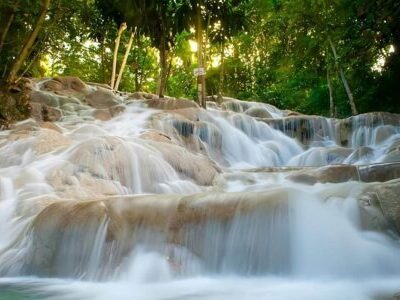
[{"xmin": 0, "ymin": 82, "xmax": 400, "ymax": 299}]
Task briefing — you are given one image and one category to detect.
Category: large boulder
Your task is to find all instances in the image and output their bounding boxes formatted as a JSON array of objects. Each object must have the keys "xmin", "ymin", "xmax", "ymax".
[
  {"xmin": 30, "ymin": 102, "xmax": 62, "ymax": 122},
  {"xmin": 245, "ymin": 106, "xmax": 272, "ymax": 119},
  {"xmin": 358, "ymin": 179, "xmax": 400, "ymax": 233},
  {"xmin": 23, "ymin": 188, "xmax": 288, "ymax": 278},
  {"xmin": 85, "ymin": 87, "xmax": 121, "ymax": 109},
  {"xmin": 149, "ymin": 140, "xmax": 220, "ymax": 186},
  {"xmin": 41, "ymin": 77, "xmax": 89, "ymax": 94}
]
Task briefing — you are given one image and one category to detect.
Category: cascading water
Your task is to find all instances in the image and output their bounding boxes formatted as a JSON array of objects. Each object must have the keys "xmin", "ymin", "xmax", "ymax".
[{"xmin": 0, "ymin": 78, "xmax": 400, "ymax": 300}]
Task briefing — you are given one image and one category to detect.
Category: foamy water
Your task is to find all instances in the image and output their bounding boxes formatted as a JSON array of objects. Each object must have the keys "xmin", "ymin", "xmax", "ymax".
[{"xmin": 0, "ymin": 82, "xmax": 400, "ymax": 299}]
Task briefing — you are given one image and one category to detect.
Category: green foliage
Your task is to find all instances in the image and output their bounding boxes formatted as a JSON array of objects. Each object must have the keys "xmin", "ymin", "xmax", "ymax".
[{"xmin": 0, "ymin": 0, "xmax": 399, "ymax": 117}]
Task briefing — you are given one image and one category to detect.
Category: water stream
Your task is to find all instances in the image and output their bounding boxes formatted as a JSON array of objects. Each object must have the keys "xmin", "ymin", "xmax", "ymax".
[{"xmin": 0, "ymin": 82, "xmax": 400, "ymax": 299}]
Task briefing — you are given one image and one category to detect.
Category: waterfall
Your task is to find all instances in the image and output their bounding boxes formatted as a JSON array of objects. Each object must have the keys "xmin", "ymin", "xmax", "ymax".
[{"xmin": 0, "ymin": 80, "xmax": 400, "ymax": 300}]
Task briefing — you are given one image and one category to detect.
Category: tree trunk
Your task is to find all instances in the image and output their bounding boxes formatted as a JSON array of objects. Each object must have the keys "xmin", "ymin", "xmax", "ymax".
[
  {"xmin": 328, "ymin": 36, "xmax": 358, "ymax": 115},
  {"xmin": 134, "ymin": 33, "xmax": 141, "ymax": 92},
  {"xmin": 326, "ymin": 68, "xmax": 336, "ymax": 118},
  {"xmin": 339, "ymin": 69, "xmax": 358, "ymax": 115},
  {"xmin": 196, "ymin": 1, "xmax": 206, "ymax": 109},
  {"xmin": 218, "ymin": 41, "xmax": 225, "ymax": 103},
  {"xmin": 100, "ymin": 35, "xmax": 107, "ymax": 83},
  {"xmin": 115, "ymin": 29, "xmax": 135, "ymax": 91},
  {"xmin": 6, "ymin": 0, "xmax": 51, "ymax": 85},
  {"xmin": 111, "ymin": 22, "xmax": 127, "ymax": 90},
  {"xmin": 165, "ymin": 54, "xmax": 173, "ymax": 95},
  {"xmin": 158, "ymin": 39, "xmax": 168, "ymax": 98},
  {"xmin": 0, "ymin": 11, "xmax": 15, "ymax": 53}
]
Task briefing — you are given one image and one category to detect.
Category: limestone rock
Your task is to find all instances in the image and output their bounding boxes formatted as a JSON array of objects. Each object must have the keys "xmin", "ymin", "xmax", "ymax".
[
  {"xmin": 42, "ymin": 76, "xmax": 88, "ymax": 94},
  {"xmin": 32, "ymin": 129, "xmax": 72, "ymax": 154},
  {"xmin": 39, "ymin": 122, "xmax": 63, "ymax": 133},
  {"xmin": 149, "ymin": 140, "xmax": 220, "ymax": 186},
  {"xmin": 144, "ymin": 98, "xmax": 199, "ymax": 110},
  {"xmin": 358, "ymin": 179, "xmax": 400, "ymax": 233},
  {"xmin": 264, "ymin": 116, "xmax": 335, "ymax": 145},
  {"xmin": 139, "ymin": 130, "xmax": 173, "ymax": 144},
  {"xmin": 287, "ymin": 165, "xmax": 359, "ymax": 185},
  {"xmin": 10, "ymin": 119, "xmax": 40, "ymax": 133},
  {"xmin": 245, "ymin": 107, "xmax": 272, "ymax": 119},
  {"xmin": 85, "ymin": 87, "xmax": 120, "ymax": 109},
  {"xmin": 27, "ymin": 189, "xmax": 288, "ymax": 278},
  {"xmin": 92, "ymin": 109, "xmax": 112, "ymax": 121},
  {"xmin": 287, "ymin": 162, "xmax": 400, "ymax": 184},
  {"xmin": 358, "ymin": 163, "xmax": 400, "ymax": 182}
]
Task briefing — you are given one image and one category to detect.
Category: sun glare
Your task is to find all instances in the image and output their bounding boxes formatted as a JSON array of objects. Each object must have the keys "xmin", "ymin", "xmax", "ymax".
[{"xmin": 189, "ymin": 40, "xmax": 198, "ymax": 52}]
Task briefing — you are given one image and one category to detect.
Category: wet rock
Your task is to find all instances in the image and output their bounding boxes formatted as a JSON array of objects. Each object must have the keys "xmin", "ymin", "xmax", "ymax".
[
  {"xmin": 374, "ymin": 125, "xmax": 398, "ymax": 144},
  {"xmin": 288, "ymin": 147, "xmax": 353, "ymax": 166},
  {"xmin": 31, "ymin": 129, "xmax": 72, "ymax": 154},
  {"xmin": 263, "ymin": 116, "xmax": 335, "ymax": 145},
  {"xmin": 30, "ymin": 91, "xmax": 61, "ymax": 107},
  {"xmin": 27, "ymin": 189, "xmax": 288, "ymax": 278},
  {"xmin": 39, "ymin": 122, "xmax": 63, "ymax": 133},
  {"xmin": 44, "ymin": 106, "xmax": 62, "ymax": 122},
  {"xmin": 10, "ymin": 119, "xmax": 40, "ymax": 133},
  {"xmin": 149, "ymin": 111, "xmax": 216, "ymax": 157},
  {"xmin": 287, "ymin": 165, "xmax": 359, "ymax": 184},
  {"xmin": 221, "ymin": 98, "xmax": 250, "ymax": 112},
  {"xmin": 85, "ymin": 87, "xmax": 120, "ymax": 109},
  {"xmin": 139, "ymin": 130, "xmax": 173, "ymax": 144},
  {"xmin": 358, "ymin": 179, "xmax": 400, "ymax": 234},
  {"xmin": 345, "ymin": 146, "xmax": 374, "ymax": 164},
  {"xmin": 358, "ymin": 163, "xmax": 400, "ymax": 182},
  {"xmin": 144, "ymin": 98, "xmax": 199, "ymax": 110},
  {"xmin": 337, "ymin": 112, "xmax": 400, "ymax": 146},
  {"xmin": 30, "ymin": 101, "xmax": 62, "ymax": 122},
  {"xmin": 206, "ymin": 101, "xmax": 219, "ymax": 109},
  {"xmin": 381, "ymin": 139, "xmax": 400, "ymax": 163},
  {"xmin": 128, "ymin": 91, "xmax": 158, "ymax": 100},
  {"xmin": 149, "ymin": 140, "xmax": 220, "ymax": 186},
  {"xmin": 92, "ymin": 109, "xmax": 112, "ymax": 121},
  {"xmin": 109, "ymin": 104, "xmax": 126, "ymax": 117},
  {"xmin": 171, "ymin": 108, "xmax": 202, "ymax": 122},
  {"xmin": 42, "ymin": 76, "xmax": 88, "ymax": 94},
  {"xmin": 245, "ymin": 107, "xmax": 272, "ymax": 119},
  {"xmin": 287, "ymin": 162, "xmax": 400, "ymax": 184}
]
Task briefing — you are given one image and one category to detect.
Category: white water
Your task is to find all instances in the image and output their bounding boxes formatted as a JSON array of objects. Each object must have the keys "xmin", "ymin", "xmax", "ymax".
[{"xmin": 0, "ymin": 84, "xmax": 400, "ymax": 299}]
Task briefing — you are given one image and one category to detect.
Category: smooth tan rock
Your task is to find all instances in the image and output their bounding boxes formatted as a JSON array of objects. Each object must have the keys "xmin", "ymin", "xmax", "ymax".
[
  {"xmin": 245, "ymin": 107, "xmax": 272, "ymax": 119},
  {"xmin": 375, "ymin": 125, "xmax": 397, "ymax": 144},
  {"xmin": 32, "ymin": 129, "xmax": 72, "ymax": 154},
  {"xmin": 129, "ymin": 91, "xmax": 158, "ymax": 100},
  {"xmin": 144, "ymin": 98, "xmax": 199, "ymax": 110},
  {"xmin": 139, "ymin": 130, "xmax": 173, "ymax": 144},
  {"xmin": 358, "ymin": 163, "xmax": 400, "ymax": 182},
  {"xmin": 39, "ymin": 122, "xmax": 63, "ymax": 133},
  {"xmin": 358, "ymin": 179, "xmax": 400, "ymax": 233},
  {"xmin": 28, "ymin": 189, "xmax": 289, "ymax": 277},
  {"xmin": 148, "ymin": 140, "xmax": 220, "ymax": 186},
  {"xmin": 109, "ymin": 104, "xmax": 126, "ymax": 117},
  {"xmin": 30, "ymin": 100, "xmax": 62, "ymax": 121},
  {"xmin": 287, "ymin": 165, "xmax": 359, "ymax": 185},
  {"xmin": 85, "ymin": 87, "xmax": 120, "ymax": 109},
  {"xmin": 43, "ymin": 76, "xmax": 88, "ymax": 93},
  {"xmin": 10, "ymin": 119, "xmax": 40, "ymax": 133},
  {"xmin": 287, "ymin": 162, "xmax": 400, "ymax": 185},
  {"xmin": 93, "ymin": 109, "xmax": 112, "ymax": 121}
]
